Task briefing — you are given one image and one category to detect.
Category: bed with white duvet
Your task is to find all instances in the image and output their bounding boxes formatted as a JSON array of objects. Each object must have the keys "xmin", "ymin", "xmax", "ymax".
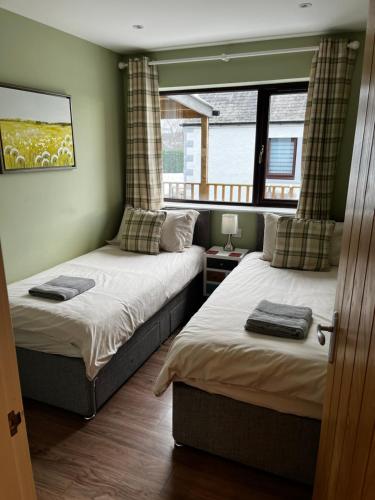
[
  {"xmin": 154, "ymin": 249, "xmax": 337, "ymax": 484},
  {"xmin": 10, "ymin": 244, "xmax": 204, "ymax": 380},
  {"xmin": 8, "ymin": 201, "xmax": 212, "ymax": 417},
  {"xmin": 155, "ymin": 252, "xmax": 336, "ymax": 419}
]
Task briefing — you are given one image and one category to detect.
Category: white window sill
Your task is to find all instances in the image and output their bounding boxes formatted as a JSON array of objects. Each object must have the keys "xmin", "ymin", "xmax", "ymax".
[{"xmin": 163, "ymin": 201, "xmax": 296, "ymax": 215}]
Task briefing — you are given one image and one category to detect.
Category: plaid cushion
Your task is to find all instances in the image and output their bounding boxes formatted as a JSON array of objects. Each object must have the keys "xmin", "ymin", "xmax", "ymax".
[
  {"xmin": 120, "ymin": 207, "xmax": 166, "ymax": 255},
  {"xmin": 271, "ymin": 217, "xmax": 335, "ymax": 271}
]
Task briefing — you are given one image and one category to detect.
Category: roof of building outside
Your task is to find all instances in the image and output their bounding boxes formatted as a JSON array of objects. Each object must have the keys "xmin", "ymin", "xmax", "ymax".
[{"xmin": 191, "ymin": 91, "xmax": 307, "ymax": 124}]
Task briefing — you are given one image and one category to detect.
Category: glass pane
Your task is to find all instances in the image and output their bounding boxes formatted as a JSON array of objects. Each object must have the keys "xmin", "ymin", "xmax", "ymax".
[
  {"xmin": 264, "ymin": 92, "xmax": 307, "ymax": 202},
  {"xmin": 161, "ymin": 94, "xmax": 201, "ymax": 200},
  {"xmin": 202, "ymin": 90, "xmax": 257, "ymax": 203},
  {"xmin": 160, "ymin": 91, "xmax": 257, "ymax": 203},
  {"xmin": 267, "ymin": 138, "xmax": 296, "ymax": 177}
]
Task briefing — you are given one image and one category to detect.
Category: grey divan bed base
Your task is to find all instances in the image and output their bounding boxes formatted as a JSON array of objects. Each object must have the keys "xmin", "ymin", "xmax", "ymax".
[
  {"xmin": 16, "ymin": 208, "xmax": 210, "ymax": 418},
  {"xmin": 16, "ymin": 274, "xmax": 203, "ymax": 418},
  {"xmin": 173, "ymin": 383, "xmax": 320, "ymax": 485},
  {"xmin": 171, "ymin": 214, "xmax": 321, "ymax": 485}
]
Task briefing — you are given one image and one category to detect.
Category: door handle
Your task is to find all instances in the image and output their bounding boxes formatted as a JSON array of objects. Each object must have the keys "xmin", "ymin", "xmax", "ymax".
[
  {"xmin": 317, "ymin": 311, "xmax": 338, "ymax": 363},
  {"xmin": 317, "ymin": 324, "xmax": 332, "ymax": 345}
]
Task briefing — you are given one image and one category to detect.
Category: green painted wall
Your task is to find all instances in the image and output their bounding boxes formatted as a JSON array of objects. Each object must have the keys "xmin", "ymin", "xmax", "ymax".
[
  {"xmin": 0, "ymin": 9, "xmax": 124, "ymax": 282},
  {"xmin": 0, "ymin": 12, "xmax": 364, "ymax": 279},
  {"xmin": 144, "ymin": 33, "xmax": 365, "ymax": 248}
]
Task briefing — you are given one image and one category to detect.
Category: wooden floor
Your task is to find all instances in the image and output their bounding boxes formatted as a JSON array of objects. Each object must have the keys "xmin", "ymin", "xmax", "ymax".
[{"xmin": 24, "ymin": 336, "xmax": 312, "ymax": 500}]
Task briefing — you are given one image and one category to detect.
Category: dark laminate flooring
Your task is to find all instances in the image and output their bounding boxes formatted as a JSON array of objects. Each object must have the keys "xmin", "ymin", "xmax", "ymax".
[{"xmin": 24, "ymin": 335, "xmax": 312, "ymax": 500}]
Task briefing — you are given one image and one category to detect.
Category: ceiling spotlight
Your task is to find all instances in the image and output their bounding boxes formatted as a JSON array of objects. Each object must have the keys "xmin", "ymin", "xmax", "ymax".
[
  {"xmin": 299, "ymin": 2, "xmax": 312, "ymax": 7},
  {"xmin": 132, "ymin": 24, "xmax": 144, "ymax": 29}
]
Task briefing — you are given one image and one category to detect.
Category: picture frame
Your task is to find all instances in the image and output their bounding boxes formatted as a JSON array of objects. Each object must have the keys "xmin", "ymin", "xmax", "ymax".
[{"xmin": 0, "ymin": 83, "xmax": 76, "ymax": 173}]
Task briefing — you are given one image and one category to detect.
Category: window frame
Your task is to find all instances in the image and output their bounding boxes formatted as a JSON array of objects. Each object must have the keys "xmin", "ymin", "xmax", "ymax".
[{"xmin": 160, "ymin": 81, "xmax": 308, "ymax": 208}]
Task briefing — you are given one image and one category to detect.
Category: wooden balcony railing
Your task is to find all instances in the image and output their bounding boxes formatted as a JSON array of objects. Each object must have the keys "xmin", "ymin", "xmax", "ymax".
[{"xmin": 163, "ymin": 182, "xmax": 300, "ymax": 202}]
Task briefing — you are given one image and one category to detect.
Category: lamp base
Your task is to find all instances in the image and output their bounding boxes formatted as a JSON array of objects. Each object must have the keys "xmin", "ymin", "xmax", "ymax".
[{"xmin": 223, "ymin": 234, "xmax": 234, "ymax": 252}]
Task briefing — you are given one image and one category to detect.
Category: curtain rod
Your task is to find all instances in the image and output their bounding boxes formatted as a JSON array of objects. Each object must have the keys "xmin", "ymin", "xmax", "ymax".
[{"xmin": 118, "ymin": 41, "xmax": 360, "ymax": 70}]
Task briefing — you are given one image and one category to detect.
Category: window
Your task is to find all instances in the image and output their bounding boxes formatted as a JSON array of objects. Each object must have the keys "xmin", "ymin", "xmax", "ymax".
[
  {"xmin": 161, "ymin": 83, "xmax": 308, "ymax": 207},
  {"xmin": 266, "ymin": 138, "xmax": 297, "ymax": 179}
]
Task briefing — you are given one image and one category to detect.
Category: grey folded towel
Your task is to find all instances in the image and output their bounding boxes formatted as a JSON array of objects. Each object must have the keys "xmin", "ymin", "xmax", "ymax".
[
  {"xmin": 29, "ymin": 275, "xmax": 95, "ymax": 301},
  {"xmin": 245, "ymin": 300, "xmax": 312, "ymax": 339}
]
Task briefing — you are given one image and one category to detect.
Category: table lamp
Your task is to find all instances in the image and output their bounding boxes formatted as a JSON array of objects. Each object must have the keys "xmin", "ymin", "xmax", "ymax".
[{"xmin": 221, "ymin": 214, "xmax": 238, "ymax": 252}]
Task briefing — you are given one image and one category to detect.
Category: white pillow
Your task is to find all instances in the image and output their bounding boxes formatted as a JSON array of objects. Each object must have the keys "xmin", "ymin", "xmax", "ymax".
[
  {"xmin": 160, "ymin": 211, "xmax": 194, "ymax": 252},
  {"xmin": 329, "ymin": 222, "xmax": 343, "ymax": 266},
  {"xmin": 261, "ymin": 213, "xmax": 343, "ymax": 266},
  {"xmin": 261, "ymin": 213, "xmax": 280, "ymax": 261},
  {"xmin": 183, "ymin": 209, "xmax": 199, "ymax": 247},
  {"xmin": 108, "ymin": 207, "xmax": 199, "ymax": 251}
]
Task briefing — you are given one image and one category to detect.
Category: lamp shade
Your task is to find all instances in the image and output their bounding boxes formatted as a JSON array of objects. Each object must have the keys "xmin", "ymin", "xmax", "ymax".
[{"xmin": 221, "ymin": 214, "xmax": 238, "ymax": 235}]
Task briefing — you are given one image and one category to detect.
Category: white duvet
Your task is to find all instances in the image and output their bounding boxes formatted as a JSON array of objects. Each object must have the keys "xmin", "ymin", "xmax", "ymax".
[
  {"xmin": 9, "ymin": 245, "xmax": 204, "ymax": 380},
  {"xmin": 154, "ymin": 252, "xmax": 337, "ymax": 419}
]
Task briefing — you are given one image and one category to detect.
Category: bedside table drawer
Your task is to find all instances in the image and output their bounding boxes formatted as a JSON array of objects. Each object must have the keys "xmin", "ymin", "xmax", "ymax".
[
  {"xmin": 206, "ymin": 270, "xmax": 226, "ymax": 283},
  {"xmin": 207, "ymin": 257, "xmax": 238, "ymax": 271}
]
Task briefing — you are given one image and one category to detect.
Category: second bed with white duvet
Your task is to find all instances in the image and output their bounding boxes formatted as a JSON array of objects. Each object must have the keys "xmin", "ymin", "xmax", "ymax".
[{"xmin": 155, "ymin": 252, "xmax": 337, "ymax": 419}]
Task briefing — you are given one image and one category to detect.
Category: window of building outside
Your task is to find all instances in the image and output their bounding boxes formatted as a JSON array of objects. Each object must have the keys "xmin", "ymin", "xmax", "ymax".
[
  {"xmin": 160, "ymin": 83, "xmax": 308, "ymax": 207},
  {"xmin": 266, "ymin": 138, "xmax": 297, "ymax": 179}
]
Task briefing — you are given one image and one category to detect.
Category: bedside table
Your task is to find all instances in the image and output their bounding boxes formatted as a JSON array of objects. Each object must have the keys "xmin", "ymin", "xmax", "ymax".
[{"xmin": 204, "ymin": 246, "xmax": 248, "ymax": 296}]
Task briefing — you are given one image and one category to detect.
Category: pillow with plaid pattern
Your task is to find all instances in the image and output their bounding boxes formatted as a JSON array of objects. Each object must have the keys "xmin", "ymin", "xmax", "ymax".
[
  {"xmin": 271, "ymin": 217, "xmax": 335, "ymax": 271},
  {"xmin": 120, "ymin": 207, "xmax": 166, "ymax": 255}
]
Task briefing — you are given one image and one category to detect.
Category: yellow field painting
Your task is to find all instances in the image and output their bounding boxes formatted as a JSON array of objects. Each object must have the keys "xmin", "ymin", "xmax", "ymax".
[{"xmin": 0, "ymin": 119, "xmax": 74, "ymax": 170}]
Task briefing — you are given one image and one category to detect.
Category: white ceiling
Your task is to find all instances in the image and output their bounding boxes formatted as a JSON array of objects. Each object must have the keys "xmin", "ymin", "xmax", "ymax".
[{"xmin": 0, "ymin": 0, "xmax": 368, "ymax": 53}]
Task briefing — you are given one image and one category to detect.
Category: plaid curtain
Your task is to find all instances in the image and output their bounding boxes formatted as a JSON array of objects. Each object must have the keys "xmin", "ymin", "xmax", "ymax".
[
  {"xmin": 126, "ymin": 57, "xmax": 163, "ymax": 210},
  {"xmin": 296, "ymin": 38, "xmax": 357, "ymax": 219}
]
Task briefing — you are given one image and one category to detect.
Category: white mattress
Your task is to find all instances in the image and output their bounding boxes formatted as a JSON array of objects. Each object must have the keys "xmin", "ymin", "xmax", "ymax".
[
  {"xmin": 154, "ymin": 252, "xmax": 337, "ymax": 419},
  {"xmin": 9, "ymin": 244, "xmax": 204, "ymax": 380}
]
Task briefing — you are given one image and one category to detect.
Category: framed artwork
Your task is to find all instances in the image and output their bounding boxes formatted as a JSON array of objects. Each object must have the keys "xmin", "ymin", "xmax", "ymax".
[{"xmin": 0, "ymin": 83, "xmax": 76, "ymax": 173}]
